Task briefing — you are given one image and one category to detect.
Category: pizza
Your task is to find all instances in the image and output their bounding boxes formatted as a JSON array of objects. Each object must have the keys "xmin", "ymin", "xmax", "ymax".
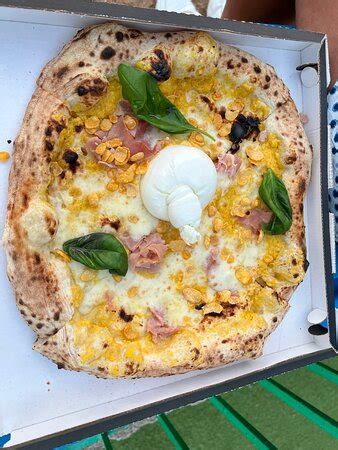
[{"xmin": 4, "ymin": 23, "xmax": 312, "ymax": 378}]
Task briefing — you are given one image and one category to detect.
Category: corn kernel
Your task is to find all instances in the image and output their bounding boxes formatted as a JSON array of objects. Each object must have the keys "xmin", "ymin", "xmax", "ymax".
[
  {"xmin": 106, "ymin": 181, "xmax": 118, "ymax": 192},
  {"xmin": 124, "ymin": 115, "xmax": 137, "ymax": 130},
  {"xmin": 182, "ymin": 287, "xmax": 205, "ymax": 305},
  {"xmin": 130, "ymin": 152, "xmax": 145, "ymax": 162},
  {"xmin": 85, "ymin": 128, "xmax": 97, "ymax": 135},
  {"xmin": 85, "ymin": 116, "xmax": 100, "ymax": 129},
  {"xmin": 156, "ymin": 220, "xmax": 170, "ymax": 233},
  {"xmin": 269, "ymin": 137, "xmax": 279, "ymax": 148},
  {"xmin": 241, "ymin": 82, "xmax": 254, "ymax": 94},
  {"xmin": 80, "ymin": 269, "xmax": 95, "ymax": 282},
  {"xmin": 213, "ymin": 113, "xmax": 223, "ymax": 130},
  {"xmin": 119, "ymin": 184, "xmax": 127, "ymax": 194},
  {"xmin": 169, "ymin": 239, "xmax": 186, "ymax": 252},
  {"xmin": 230, "ymin": 205, "xmax": 247, "ymax": 217},
  {"xmin": 235, "ymin": 267, "xmax": 252, "ymax": 285},
  {"xmin": 263, "ymin": 254, "xmax": 273, "ymax": 264},
  {"xmin": 127, "ymin": 286, "xmax": 138, "ymax": 298},
  {"xmin": 204, "ymin": 235, "xmax": 211, "ymax": 249},
  {"xmin": 203, "ymin": 302, "xmax": 223, "ymax": 315},
  {"xmin": 52, "ymin": 249, "xmax": 71, "ymax": 263},
  {"xmin": 225, "ymin": 109, "xmax": 238, "ymax": 122},
  {"xmin": 237, "ymin": 168, "xmax": 253, "ymax": 186},
  {"xmin": 71, "ymin": 284, "xmax": 83, "ymax": 305},
  {"xmin": 216, "ymin": 290, "xmax": 231, "ymax": 303},
  {"xmin": 212, "ymin": 217, "xmax": 223, "ymax": 233},
  {"xmin": 182, "ymin": 249, "xmax": 191, "ymax": 260},
  {"xmin": 0, "ymin": 151, "xmax": 10, "ymax": 162},
  {"xmin": 218, "ymin": 122, "xmax": 232, "ymax": 137},
  {"xmin": 257, "ymin": 230, "xmax": 264, "ymax": 243},
  {"xmin": 101, "ymin": 149, "xmax": 113, "ymax": 162},
  {"xmin": 108, "ymin": 169, "xmax": 116, "ymax": 179},
  {"xmin": 135, "ymin": 160, "xmax": 149, "ymax": 175},
  {"xmin": 227, "ymin": 255, "xmax": 235, "ymax": 264},
  {"xmin": 208, "ymin": 205, "xmax": 217, "ymax": 217},
  {"xmin": 240, "ymin": 197, "xmax": 251, "ymax": 206},
  {"xmin": 128, "ymin": 215, "xmax": 139, "ymax": 223},
  {"xmin": 246, "ymin": 146, "xmax": 263, "ymax": 162},
  {"xmin": 116, "ymin": 164, "xmax": 136, "ymax": 184},
  {"xmin": 228, "ymin": 100, "xmax": 244, "ymax": 112},
  {"xmin": 114, "ymin": 146, "xmax": 130, "ymax": 165},
  {"xmin": 106, "ymin": 138, "xmax": 122, "ymax": 148},
  {"xmin": 220, "ymin": 248, "xmax": 228, "ymax": 261},
  {"xmin": 100, "ymin": 119, "xmax": 112, "ymax": 132},
  {"xmin": 109, "ymin": 114, "xmax": 118, "ymax": 123},
  {"xmin": 112, "ymin": 274, "xmax": 122, "ymax": 282},
  {"xmin": 189, "ymin": 131, "xmax": 205, "ymax": 146},
  {"xmin": 87, "ymin": 193, "xmax": 99, "ymax": 207}
]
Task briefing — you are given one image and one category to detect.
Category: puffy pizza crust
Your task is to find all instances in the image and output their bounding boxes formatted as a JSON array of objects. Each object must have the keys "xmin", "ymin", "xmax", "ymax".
[{"xmin": 4, "ymin": 22, "xmax": 311, "ymax": 377}]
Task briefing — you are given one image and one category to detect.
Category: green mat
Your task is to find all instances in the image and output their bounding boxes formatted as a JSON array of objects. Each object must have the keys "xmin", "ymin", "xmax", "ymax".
[{"xmin": 59, "ymin": 356, "xmax": 338, "ymax": 449}]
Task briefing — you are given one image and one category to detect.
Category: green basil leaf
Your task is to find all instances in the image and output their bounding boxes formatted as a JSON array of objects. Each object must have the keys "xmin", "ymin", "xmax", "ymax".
[
  {"xmin": 63, "ymin": 232, "xmax": 128, "ymax": 276},
  {"xmin": 117, "ymin": 64, "xmax": 214, "ymax": 140},
  {"xmin": 259, "ymin": 169, "xmax": 292, "ymax": 235}
]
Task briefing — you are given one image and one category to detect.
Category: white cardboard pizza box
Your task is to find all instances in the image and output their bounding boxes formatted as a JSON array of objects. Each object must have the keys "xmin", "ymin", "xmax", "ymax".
[{"xmin": 0, "ymin": 1, "xmax": 336, "ymax": 448}]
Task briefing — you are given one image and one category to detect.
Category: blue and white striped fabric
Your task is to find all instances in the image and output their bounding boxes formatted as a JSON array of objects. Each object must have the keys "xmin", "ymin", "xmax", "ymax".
[{"xmin": 327, "ymin": 82, "xmax": 338, "ymax": 240}]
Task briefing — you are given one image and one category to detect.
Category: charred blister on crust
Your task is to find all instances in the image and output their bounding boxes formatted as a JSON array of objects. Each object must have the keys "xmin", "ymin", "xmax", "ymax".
[
  {"xmin": 75, "ymin": 77, "xmax": 107, "ymax": 106},
  {"xmin": 136, "ymin": 47, "xmax": 172, "ymax": 82},
  {"xmin": 100, "ymin": 46, "xmax": 116, "ymax": 60}
]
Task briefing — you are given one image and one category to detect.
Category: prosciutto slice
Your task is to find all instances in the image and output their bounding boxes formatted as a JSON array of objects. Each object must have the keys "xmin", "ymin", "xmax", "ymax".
[
  {"xmin": 216, "ymin": 153, "xmax": 241, "ymax": 178},
  {"xmin": 146, "ymin": 308, "xmax": 178, "ymax": 342},
  {"xmin": 127, "ymin": 233, "xmax": 168, "ymax": 273},
  {"xmin": 115, "ymin": 99, "xmax": 133, "ymax": 116},
  {"xmin": 86, "ymin": 116, "xmax": 154, "ymax": 159},
  {"xmin": 238, "ymin": 208, "xmax": 272, "ymax": 234}
]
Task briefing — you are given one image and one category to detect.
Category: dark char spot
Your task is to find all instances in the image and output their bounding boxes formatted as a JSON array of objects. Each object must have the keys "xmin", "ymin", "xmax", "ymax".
[
  {"xmin": 77, "ymin": 85, "xmax": 88, "ymax": 96},
  {"xmin": 45, "ymin": 126, "xmax": 52, "ymax": 137},
  {"xmin": 63, "ymin": 149, "xmax": 79, "ymax": 174},
  {"xmin": 45, "ymin": 140, "xmax": 54, "ymax": 152},
  {"xmin": 115, "ymin": 31, "xmax": 124, "ymax": 42},
  {"xmin": 119, "ymin": 309, "xmax": 133, "ymax": 322},
  {"xmin": 100, "ymin": 46, "xmax": 116, "ymax": 60},
  {"xmin": 56, "ymin": 66, "xmax": 68, "ymax": 78},
  {"xmin": 150, "ymin": 49, "xmax": 171, "ymax": 81}
]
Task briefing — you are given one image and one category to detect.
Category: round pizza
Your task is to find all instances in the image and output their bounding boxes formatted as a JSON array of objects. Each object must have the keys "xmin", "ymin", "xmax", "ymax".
[{"xmin": 4, "ymin": 22, "xmax": 312, "ymax": 378}]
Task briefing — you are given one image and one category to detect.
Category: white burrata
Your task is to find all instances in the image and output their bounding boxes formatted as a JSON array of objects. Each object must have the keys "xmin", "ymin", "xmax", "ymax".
[{"xmin": 140, "ymin": 145, "xmax": 218, "ymax": 244}]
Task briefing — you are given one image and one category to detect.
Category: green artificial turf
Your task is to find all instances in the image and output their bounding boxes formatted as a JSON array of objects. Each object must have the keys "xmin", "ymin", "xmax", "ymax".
[{"xmin": 61, "ymin": 357, "xmax": 338, "ymax": 449}]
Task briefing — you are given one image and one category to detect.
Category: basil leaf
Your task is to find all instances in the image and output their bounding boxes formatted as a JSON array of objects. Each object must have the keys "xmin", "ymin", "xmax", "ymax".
[
  {"xmin": 117, "ymin": 64, "xmax": 214, "ymax": 140},
  {"xmin": 259, "ymin": 169, "xmax": 292, "ymax": 235},
  {"xmin": 63, "ymin": 232, "xmax": 128, "ymax": 276}
]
